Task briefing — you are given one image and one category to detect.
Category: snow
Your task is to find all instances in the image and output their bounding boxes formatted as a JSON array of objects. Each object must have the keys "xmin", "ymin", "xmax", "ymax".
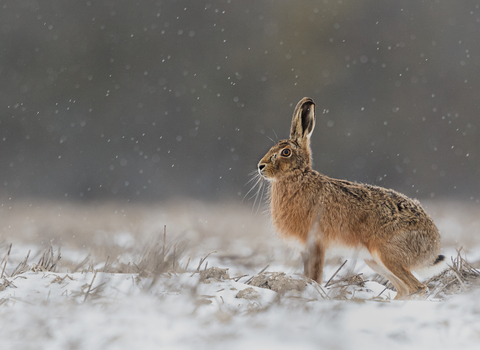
[
  {"xmin": 1, "ymin": 201, "xmax": 480, "ymax": 349},
  {"xmin": 2, "ymin": 257, "xmax": 480, "ymax": 349}
]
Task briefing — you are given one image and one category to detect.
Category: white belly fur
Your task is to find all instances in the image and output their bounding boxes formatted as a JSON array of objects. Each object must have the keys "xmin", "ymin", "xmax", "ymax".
[
  {"xmin": 281, "ymin": 231, "xmax": 374, "ymax": 261},
  {"xmin": 325, "ymin": 244, "xmax": 373, "ymax": 261}
]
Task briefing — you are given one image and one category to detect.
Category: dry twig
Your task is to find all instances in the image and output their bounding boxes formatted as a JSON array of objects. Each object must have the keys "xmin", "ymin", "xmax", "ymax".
[
  {"xmin": 324, "ymin": 260, "xmax": 348, "ymax": 288},
  {"xmin": 245, "ymin": 264, "xmax": 270, "ymax": 285},
  {"xmin": 1, "ymin": 244, "xmax": 12, "ymax": 278},
  {"xmin": 83, "ymin": 271, "xmax": 98, "ymax": 302},
  {"xmin": 190, "ymin": 251, "xmax": 217, "ymax": 277},
  {"xmin": 11, "ymin": 250, "xmax": 31, "ymax": 277}
]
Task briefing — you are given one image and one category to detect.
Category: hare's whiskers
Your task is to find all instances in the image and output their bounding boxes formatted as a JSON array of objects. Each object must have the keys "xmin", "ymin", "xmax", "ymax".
[
  {"xmin": 243, "ymin": 172, "xmax": 267, "ymax": 214},
  {"xmin": 252, "ymin": 178, "xmax": 266, "ymax": 214},
  {"xmin": 243, "ymin": 172, "xmax": 262, "ymax": 202}
]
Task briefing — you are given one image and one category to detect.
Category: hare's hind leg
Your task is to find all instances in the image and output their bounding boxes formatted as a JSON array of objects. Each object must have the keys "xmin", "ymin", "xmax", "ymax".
[
  {"xmin": 302, "ymin": 241, "xmax": 325, "ymax": 284},
  {"xmin": 365, "ymin": 259, "xmax": 409, "ymax": 299},
  {"xmin": 383, "ymin": 263, "xmax": 427, "ymax": 300},
  {"xmin": 371, "ymin": 251, "xmax": 427, "ymax": 300}
]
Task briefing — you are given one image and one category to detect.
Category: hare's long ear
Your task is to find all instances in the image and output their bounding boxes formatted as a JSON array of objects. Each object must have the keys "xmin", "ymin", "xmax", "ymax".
[{"xmin": 290, "ymin": 97, "xmax": 316, "ymax": 146}]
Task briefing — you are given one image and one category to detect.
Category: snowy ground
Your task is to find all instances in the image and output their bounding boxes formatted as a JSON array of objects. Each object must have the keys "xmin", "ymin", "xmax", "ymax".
[{"xmin": 1, "ymin": 199, "xmax": 480, "ymax": 350}]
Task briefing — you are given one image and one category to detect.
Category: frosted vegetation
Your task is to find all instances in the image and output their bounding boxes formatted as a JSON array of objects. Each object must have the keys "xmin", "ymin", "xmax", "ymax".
[{"xmin": 1, "ymin": 200, "xmax": 480, "ymax": 349}]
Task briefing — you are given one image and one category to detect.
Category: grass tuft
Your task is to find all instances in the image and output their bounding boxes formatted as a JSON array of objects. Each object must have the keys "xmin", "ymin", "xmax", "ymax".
[{"xmin": 427, "ymin": 248, "xmax": 480, "ymax": 299}]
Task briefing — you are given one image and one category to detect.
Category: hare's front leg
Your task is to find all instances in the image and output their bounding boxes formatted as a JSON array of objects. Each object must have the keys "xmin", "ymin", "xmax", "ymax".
[{"xmin": 302, "ymin": 241, "xmax": 325, "ymax": 284}]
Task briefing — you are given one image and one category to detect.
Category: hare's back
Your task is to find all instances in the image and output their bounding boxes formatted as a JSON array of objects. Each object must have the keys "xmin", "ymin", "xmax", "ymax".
[{"xmin": 324, "ymin": 177, "xmax": 434, "ymax": 228}]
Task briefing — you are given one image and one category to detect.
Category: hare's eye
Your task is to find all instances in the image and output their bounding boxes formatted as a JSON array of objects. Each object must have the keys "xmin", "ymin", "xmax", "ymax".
[{"xmin": 280, "ymin": 148, "xmax": 291, "ymax": 157}]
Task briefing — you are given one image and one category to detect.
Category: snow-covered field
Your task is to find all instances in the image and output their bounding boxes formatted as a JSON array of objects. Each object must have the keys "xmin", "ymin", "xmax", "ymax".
[{"xmin": 1, "ymin": 199, "xmax": 480, "ymax": 350}]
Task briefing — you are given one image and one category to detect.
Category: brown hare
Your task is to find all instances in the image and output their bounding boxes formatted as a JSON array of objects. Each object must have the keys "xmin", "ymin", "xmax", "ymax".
[{"xmin": 258, "ymin": 97, "xmax": 445, "ymax": 300}]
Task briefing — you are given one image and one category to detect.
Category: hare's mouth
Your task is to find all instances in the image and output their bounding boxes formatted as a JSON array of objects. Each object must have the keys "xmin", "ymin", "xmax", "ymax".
[{"xmin": 258, "ymin": 170, "xmax": 273, "ymax": 180}]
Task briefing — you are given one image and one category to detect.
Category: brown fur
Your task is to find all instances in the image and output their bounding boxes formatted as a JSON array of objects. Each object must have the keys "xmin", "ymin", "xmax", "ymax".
[{"xmin": 258, "ymin": 97, "xmax": 443, "ymax": 300}]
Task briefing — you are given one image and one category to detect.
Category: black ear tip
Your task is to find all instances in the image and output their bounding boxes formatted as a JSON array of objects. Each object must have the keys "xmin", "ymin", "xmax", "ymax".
[
  {"xmin": 295, "ymin": 97, "xmax": 315, "ymax": 112},
  {"xmin": 300, "ymin": 97, "xmax": 314, "ymax": 104}
]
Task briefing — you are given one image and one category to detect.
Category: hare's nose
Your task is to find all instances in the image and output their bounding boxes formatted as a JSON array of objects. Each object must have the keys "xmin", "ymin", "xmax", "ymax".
[{"xmin": 258, "ymin": 163, "xmax": 265, "ymax": 175}]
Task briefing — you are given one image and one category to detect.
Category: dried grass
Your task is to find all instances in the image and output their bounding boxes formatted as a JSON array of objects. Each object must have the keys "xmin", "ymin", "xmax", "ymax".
[
  {"xmin": 426, "ymin": 249, "xmax": 480, "ymax": 299},
  {"xmin": 0, "ymin": 225, "xmax": 187, "ymax": 284},
  {"xmin": 0, "ymin": 278, "xmax": 16, "ymax": 292},
  {"xmin": 2, "ymin": 242, "xmax": 480, "ymax": 304},
  {"xmin": 1, "ymin": 244, "xmax": 12, "ymax": 279},
  {"xmin": 2, "ymin": 245, "xmax": 61, "ymax": 278},
  {"xmin": 11, "ymin": 250, "xmax": 31, "ymax": 277},
  {"xmin": 32, "ymin": 246, "xmax": 61, "ymax": 273},
  {"xmin": 129, "ymin": 227, "xmax": 188, "ymax": 277}
]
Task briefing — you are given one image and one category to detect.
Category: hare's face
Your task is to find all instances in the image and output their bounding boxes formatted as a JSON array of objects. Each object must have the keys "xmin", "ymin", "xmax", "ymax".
[{"xmin": 258, "ymin": 140, "xmax": 310, "ymax": 180}]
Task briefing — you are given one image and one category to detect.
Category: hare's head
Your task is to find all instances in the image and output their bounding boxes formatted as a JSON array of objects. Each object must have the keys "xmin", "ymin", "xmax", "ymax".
[{"xmin": 258, "ymin": 97, "xmax": 316, "ymax": 180}]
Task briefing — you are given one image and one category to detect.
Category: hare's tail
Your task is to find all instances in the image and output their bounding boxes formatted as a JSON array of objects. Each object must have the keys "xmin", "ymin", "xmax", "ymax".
[
  {"xmin": 415, "ymin": 255, "xmax": 447, "ymax": 278},
  {"xmin": 434, "ymin": 255, "xmax": 445, "ymax": 265}
]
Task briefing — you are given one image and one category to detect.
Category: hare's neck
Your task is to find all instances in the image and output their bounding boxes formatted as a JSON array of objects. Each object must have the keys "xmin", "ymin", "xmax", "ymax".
[{"xmin": 270, "ymin": 177, "xmax": 318, "ymax": 244}]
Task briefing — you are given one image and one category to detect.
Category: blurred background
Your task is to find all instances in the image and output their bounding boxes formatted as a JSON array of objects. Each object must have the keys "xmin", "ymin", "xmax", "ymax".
[{"xmin": 0, "ymin": 0, "xmax": 479, "ymax": 203}]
